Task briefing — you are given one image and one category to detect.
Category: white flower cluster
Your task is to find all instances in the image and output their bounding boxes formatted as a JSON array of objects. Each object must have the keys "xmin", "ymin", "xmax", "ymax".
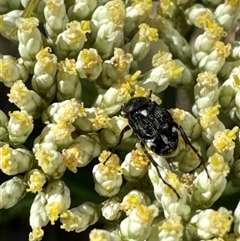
[{"xmin": 0, "ymin": 0, "xmax": 240, "ymax": 241}]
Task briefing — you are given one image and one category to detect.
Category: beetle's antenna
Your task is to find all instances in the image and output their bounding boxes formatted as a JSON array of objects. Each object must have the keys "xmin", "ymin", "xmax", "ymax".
[
  {"xmin": 175, "ymin": 123, "xmax": 210, "ymax": 179},
  {"xmin": 140, "ymin": 142, "xmax": 180, "ymax": 199},
  {"xmin": 104, "ymin": 125, "xmax": 131, "ymax": 163}
]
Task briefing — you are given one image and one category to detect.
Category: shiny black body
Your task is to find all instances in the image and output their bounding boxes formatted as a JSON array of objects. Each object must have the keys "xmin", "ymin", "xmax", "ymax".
[{"xmin": 121, "ymin": 97, "xmax": 179, "ymax": 155}]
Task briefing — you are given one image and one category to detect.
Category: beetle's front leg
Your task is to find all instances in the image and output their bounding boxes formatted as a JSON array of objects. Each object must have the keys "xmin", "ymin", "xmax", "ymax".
[{"xmin": 104, "ymin": 125, "xmax": 131, "ymax": 163}]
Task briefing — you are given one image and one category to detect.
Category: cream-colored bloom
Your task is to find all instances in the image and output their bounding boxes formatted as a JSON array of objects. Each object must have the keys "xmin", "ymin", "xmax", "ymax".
[
  {"xmin": 148, "ymin": 215, "xmax": 184, "ymax": 241},
  {"xmin": 57, "ymin": 58, "xmax": 82, "ymax": 101},
  {"xmin": 89, "ymin": 229, "xmax": 121, "ymax": 241},
  {"xmin": 8, "ymin": 80, "xmax": 46, "ymax": 119},
  {"xmin": 100, "ymin": 115, "xmax": 132, "ymax": 147},
  {"xmin": 207, "ymin": 126, "xmax": 239, "ymax": 165},
  {"xmin": 95, "ymin": 71, "xmax": 140, "ymax": 115},
  {"xmin": 120, "ymin": 204, "xmax": 159, "ymax": 240},
  {"xmin": 102, "ymin": 197, "xmax": 121, "ymax": 221},
  {"xmin": 0, "ymin": 176, "xmax": 26, "ymax": 209},
  {"xmin": 42, "ymin": 98, "xmax": 86, "ymax": 124},
  {"xmin": 120, "ymin": 189, "xmax": 151, "ymax": 215},
  {"xmin": 91, "ymin": 0, "xmax": 125, "ymax": 39},
  {"xmin": 45, "ymin": 180, "xmax": 71, "ymax": 225},
  {"xmin": 219, "ymin": 71, "xmax": 240, "ymax": 113},
  {"xmin": 124, "ymin": 0, "xmax": 152, "ymax": 35},
  {"xmin": 26, "ymin": 169, "xmax": 47, "ymax": 193},
  {"xmin": 62, "ymin": 133, "xmax": 101, "ymax": 172},
  {"xmin": 0, "ymin": 10, "xmax": 23, "ymax": 41},
  {"xmin": 193, "ymin": 71, "xmax": 219, "ymax": 117},
  {"xmin": 44, "ymin": 0, "xmax": 69, "ymax": 41},
  {"xmin": 92, "ymin": 151, "xmax": 122, "ymax": 197},
  {"xmin": 94, "ymin": 21, "xmax": 124, "ymax": 60},
  {"xmin": 101, "ymin": 48, "xmax": 133, "ymax": 87},
  {"xmin": 138, "ymin": 60, "xmax": 186, "ymax": 93},
  {"xmin": 124, "ymin": 23, "xmax": 158, "ymax": 63},
  {"xmin": 0, "ymin": 57, "xmax": 29, "ymax": 87},
  {"xmin": 152, "ymin": 16, "xmax": 191, "ymax": 62},
  {"xmin": 169, "ymin": 108, "xmax": 201, "ymax": 140},
  {"xmin": 74, "ymin": 107, "xmax": 110, "ymax": 131},
  {"xmin": 121, "ymin": 148, "xmax": 149, "ymax": 181},
  {"xmin": 192, "ymin": 153, "xmax": 230, "ymax": 209},
  {"xmin": 91, "ymin": 0, "xmax": 125, "ymax": 59},
  {"xmin": 76, "ymin": 48, "xmax": 103, "ymax": 80},
  {"xmin": 29, "ymin": 191, "xmax": 49, "ymax": 229},
  {"xmin": 29, "ymin": 227, "xmax": 44, "ymax": 241},
  {"xmin": 199, "ymin": 105, "xmax": 225, "ymax": 144},
  {"xmin": 198, "ymin": 41, "xmax": 231, "ymax": 73},
  {"xmin": 56, "ymin": 21, "xmax": 90, "ymax": 59},
  {"xmin": 32, "ymin": 47, "xmax": 58, "ymax": 103},
  {"xmin": 7, "ymin": 110, "xmax": 34, "ymax": 144},
  {"xmin": 0, "ymin": 144, "xmax": 34, "ymax": 175},
  {"xmin": 35, "ymin": 143, "xmax": 66, "ymax": 178},
  {"xmin": 33, "ymin": 121, "xmax": 74, "ymax": 150},
  {"xmin": 60, "ymin": 202, "xmax": 99, "ymax": 232},
  {"xmin": 187, "ymin": 207, "xmax": 233, "ymax": 239},
  {"xmin": 214, "ymin": 0, "xmax": 240, "ymax": 32},
  {"xmin": 67, "ymin": 0, "xmax": 97, "ymax": 21},
  {"xmin": 16, "ymin": 17, "xmax": 43, "ymax": 71}
]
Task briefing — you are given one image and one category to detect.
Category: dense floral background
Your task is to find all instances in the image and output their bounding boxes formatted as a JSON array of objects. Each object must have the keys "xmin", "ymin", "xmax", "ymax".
[{"xmin": 0, "ymin": 0, "xmax": 240, "ymax": 241}]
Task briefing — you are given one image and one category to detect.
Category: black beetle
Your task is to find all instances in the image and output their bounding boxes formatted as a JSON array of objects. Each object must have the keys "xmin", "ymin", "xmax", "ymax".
[{"xmin": 108, "ymin": 95, "xmax": 209, "ymax": 198}]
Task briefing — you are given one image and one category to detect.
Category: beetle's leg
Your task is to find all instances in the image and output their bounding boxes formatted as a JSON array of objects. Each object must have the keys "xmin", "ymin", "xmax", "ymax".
[
  {"xmin": 174, "ymin": 123, "xmax": 210, "ymax": 179},
  {"xmin": 140, "ymin": 142, "xmax": 180, "ymax": 199},
  {"xmin": 104, "ymin": 125, "xmax": 131, "ymax": 163}
]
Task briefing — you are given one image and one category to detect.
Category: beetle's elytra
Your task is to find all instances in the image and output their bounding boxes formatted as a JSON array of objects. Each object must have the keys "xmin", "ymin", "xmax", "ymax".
[{"xmin": 121, "ymin": 97, "xmax": 179, "ymax": 156}]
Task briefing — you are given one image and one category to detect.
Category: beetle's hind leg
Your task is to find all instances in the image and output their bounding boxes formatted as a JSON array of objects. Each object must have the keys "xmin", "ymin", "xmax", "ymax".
[
  {"xmin": 140, "ymin": 142, "xmax": 180, "ymax": 199},
  {"xmin": 174, "ymin": 123, "xmax": 210, "ymax": 179}
]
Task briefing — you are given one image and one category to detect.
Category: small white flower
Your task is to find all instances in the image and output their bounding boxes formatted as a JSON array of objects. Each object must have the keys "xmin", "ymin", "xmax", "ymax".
[
  {"xmin": 62, "ymin": 133, "xmax": 101, "ymax": 172},
  {"xmin": 89, "ymin": 229, "xmax": 121, "ymax": 241},
  {"xmin": 0, "ymin": 176, "xmax": 26, "ymax": 209},
  {"xmin": 0, "ymin": 144, "xmax": 34, "ymax": 175},
  {"xmin": 26, "ymin": 169, "xmax": 47, "ymax": 193},
  {"xmin": 187, "ymin": 207, "xmax": 233, "ymax": 239},
  {"xmin": 76, "ymin": 48, "xmax": 102, "ymax": 81},
  {"xmin": 44, "ymin": 0, "xmax": 69, "ymax": 41},
  {"xmin": 57, "ymin": 58, "xmax": 82, "ymax": 101},
  {"xmin": 67, "ymin": 0, "xmax": 97, "ymax": 21},
  {"xmin": 100, "ymin": 115, "xmax": 132, "ymax": 147},
  {"xmin": 45, "ymin": 180, "xmax": 71, "ymax": 224},
  {"xmin": 8, "ymin": 80, "xmax": 46, "ymax": 119},
  {"xmin": 102, "ymin": 197, "xmax": 121, "ymax": 221},
  {"xmin": 60, "ymin": 202, "xmax": 99, "ymax": 232},
  {"xmin": 121, "ymin": 148, "xmax": 149, "ymax": 181},
  {"xmin": 120, "ymin": 189, "xmax": 151, "ymax": 215},
  {"xmin": 7, "ymin": 110, "xmax": 34, "ymax": 144},
  {"xmin": 16, "ymin": 17, "xmax": 43, "ymax": 71},
  {"xmin": 192, "ymin": 153, "xmax": 230, "ymax": 209},
  {"xmin": 35, "ymin": 143, "xmax": 66, "ymax": 179},
  {"xmin": 0, "ymin": 57, "xmax": 29, "ymax": 87},
  {"xmin": 74, "ymin": 107, "xmax": 110, "ymax": 131},
  {"xmin": 120, "ymin": 204, "xmax": 158, "ymax": 241},
  {"xmin": 92, "ymin": 151, "xmax": 122, "ymax": 197},
  {"xmin": 29, "ymin": 191, "xmax": 49, "ymax": 229},
  {"xmin": 32, "ymin": 47, "xmax": 58, "ymax": 103}
]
